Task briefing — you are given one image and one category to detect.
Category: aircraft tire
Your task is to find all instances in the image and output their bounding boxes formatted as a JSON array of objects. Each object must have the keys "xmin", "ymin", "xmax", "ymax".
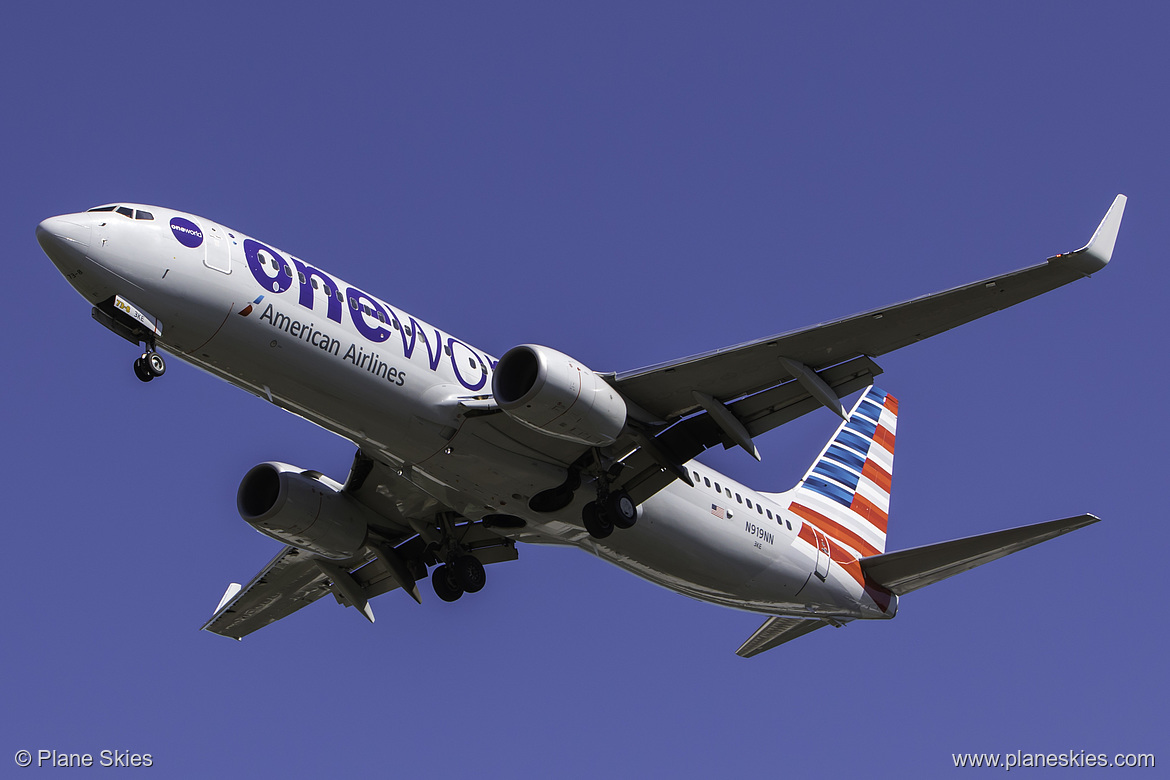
[
  {"xmin": 146, "ymin": 351, "xmax": 166, "ymax": 377},
  {"xmin": 431, "ymin": 564, "xmax": 463, "ymax": 602},
  {"xmin": 453, "ymin": 555, "xmax": 486, "ymax": 593},
  {"xmin": 607, "ymin": 490, "xmax": 638, "ymax": 529},
  {"xmin": 582, "ymin": 502, "xmax": 613, "ymax": 539},
  {"xmin": 133, "ymin": 357, "xmax": 153, "ymax": 383}
]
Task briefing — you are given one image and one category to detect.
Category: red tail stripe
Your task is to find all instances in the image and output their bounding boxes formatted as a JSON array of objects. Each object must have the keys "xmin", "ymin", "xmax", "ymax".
[
  {"xmin": 793, "ymin": 508, "xmax": 894, "ymax": 613},
  {"xmin": 883, "ymin": 395, "xmax": 899, "ymax": 414},
  {"xmin": 873, "ymin": 424, "xmax": 896, "ymax": 452},
  {"xmin": 849, "ymin": 493, "xmax": 889, "ymax": 534},
  {"xmin": 861, "ymin": 459, "xmax": 893, "ymax": 493},
  {"xmin": 797, "ymin": 521, "xmax": 817, "ymax": 547},
  {"xmin": 790, "ymin": 503, "xmax": 882, "ymax": 558}
]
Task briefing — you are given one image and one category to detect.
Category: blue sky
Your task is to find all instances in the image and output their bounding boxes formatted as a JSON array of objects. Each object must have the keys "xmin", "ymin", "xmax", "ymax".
[{"xmin": 4, "ymin": 3, "xmax": 1165, "ymax": 776}]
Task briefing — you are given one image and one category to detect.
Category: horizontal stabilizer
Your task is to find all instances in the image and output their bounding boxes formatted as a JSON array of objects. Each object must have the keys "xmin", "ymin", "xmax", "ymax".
[
  {"xmin": 735, "ymin": 616, "xmax": 838, "ymax": 658},
  {"xmin": 860, "ymin": 514, "xmax": 1100, "ymax": 596}
]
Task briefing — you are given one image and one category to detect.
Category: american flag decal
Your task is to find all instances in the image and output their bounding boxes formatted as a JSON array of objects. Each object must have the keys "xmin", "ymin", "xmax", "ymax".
[{"xmin": 711, "ymin": 504, "xmax": 725, "ymax": 519}]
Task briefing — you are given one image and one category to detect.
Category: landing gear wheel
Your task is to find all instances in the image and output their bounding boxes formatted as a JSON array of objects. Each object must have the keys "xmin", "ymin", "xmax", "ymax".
[
  {"xmin": 582, "ymin": 501, "xmax": 613, "ymax": 539},
  {"xmin": 431, "ymin": 564, "xmax": 463, "ymax": 602},
  {"xmin": 606, "ymin": 490, "xmax": 638, "ymax": 529},
  {"xmin": 133, "ymin": 357, "xmax": 154, "ymax": 383},
  {"xmin": 146, "ymin": 351, "xmax": 166, "ymax": 377},
  {"xmin": 453, "ymin": 555, "xmax": 486, "ymax": 593}
]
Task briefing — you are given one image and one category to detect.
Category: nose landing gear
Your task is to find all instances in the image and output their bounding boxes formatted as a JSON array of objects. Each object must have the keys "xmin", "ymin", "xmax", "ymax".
[{"xmin": 133, "ymin": 348, "xmax": 166, "ymax": 383}]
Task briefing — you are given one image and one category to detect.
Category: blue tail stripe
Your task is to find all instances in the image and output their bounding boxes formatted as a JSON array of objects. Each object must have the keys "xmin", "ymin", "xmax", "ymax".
[
  {"xmin": 834, "ymin": 429, "xmax": 872, "ymax": 455},
  {"xmin": 802, "ymin": 477, "xmax": 854, "ymax": 507},
  {"xmin": 825, "ymin": 445, "xmax": 865, "ymax": 472},
  {"xmin": 813, "ymin": 461, "xmax": 861, "ymax": 490},
  {"xmin": 856, "ymin": 400, "xmax": 884, "ymax": 422},
  {"xmin": 846, "ymin": 416, "xmax": 878, "ymax": 438}
]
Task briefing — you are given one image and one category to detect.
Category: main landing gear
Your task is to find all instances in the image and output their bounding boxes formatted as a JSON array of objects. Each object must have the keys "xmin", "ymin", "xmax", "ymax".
[
  {"xmin": 133, "ymin": 348, "xmax": 166, "ymax": 383},
  {"xmin": 582, "ymin": 488, "xmax": 638, "ymax": 540},
  {"xmin": 431, "ymin": 555, "xmax": 487, "ymax": 602}
]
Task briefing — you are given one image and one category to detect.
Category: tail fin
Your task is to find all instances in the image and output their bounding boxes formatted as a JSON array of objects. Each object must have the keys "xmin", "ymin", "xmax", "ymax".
[{"xmin": 786, "ymin": 386, "xmax": 897, "ymax": 557}]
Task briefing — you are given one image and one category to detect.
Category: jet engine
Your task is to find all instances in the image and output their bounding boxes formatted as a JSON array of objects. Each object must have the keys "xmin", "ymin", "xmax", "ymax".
[
  {"xmin": 491, "ymin": 344, "xmax": 627, "ymax": 446},
  {"xmin": 237, "ymin": 462, "xmax": 369, "ymax": 560}
]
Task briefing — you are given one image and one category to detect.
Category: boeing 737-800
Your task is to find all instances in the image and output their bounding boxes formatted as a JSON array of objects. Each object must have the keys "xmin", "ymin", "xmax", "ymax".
[{"xmin": 36, "ymin": 195, "xmax": 1125, "ymax": 656}]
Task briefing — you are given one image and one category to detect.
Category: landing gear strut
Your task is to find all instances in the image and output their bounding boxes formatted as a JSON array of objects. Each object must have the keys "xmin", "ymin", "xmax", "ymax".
[{"xmin": 133, "ymin": 346, "xmax": 166, "ymax": 383}]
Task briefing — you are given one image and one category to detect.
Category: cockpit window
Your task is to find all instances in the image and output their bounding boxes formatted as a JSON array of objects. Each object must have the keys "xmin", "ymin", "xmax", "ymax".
[
  {"xmin": 116, "ymin": 206, "xmax": 134, "ymax": 218},
  {"xmin": 135, "ymin": 210, "xmax": 154, "ymax": 221},
  {"xmin": 87, "ymin": 205, "xmax": 118, "ymax": 212}
]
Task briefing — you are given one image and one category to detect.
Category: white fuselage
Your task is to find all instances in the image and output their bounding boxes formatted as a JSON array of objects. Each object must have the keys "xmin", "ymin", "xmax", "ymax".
[{"xmin": 39, "ymin": 205, "xmax": 896, "ymax": 622}]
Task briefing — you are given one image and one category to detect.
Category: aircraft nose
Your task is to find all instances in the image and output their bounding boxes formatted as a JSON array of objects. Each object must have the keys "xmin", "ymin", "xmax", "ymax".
[{"xmin": 37, "ymin": 215, "xmax": 91, "ymax": 255}]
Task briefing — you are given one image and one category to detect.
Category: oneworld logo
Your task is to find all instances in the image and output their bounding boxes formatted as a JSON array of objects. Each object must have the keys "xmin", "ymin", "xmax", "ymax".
[{"xmin": 170, "ymin": 217, "xmax": 204, "ymax": 248}]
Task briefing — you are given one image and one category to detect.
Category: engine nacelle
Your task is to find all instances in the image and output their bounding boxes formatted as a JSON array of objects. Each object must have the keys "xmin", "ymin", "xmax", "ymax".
[
  {"xmin": 492, "ymin": 344, "xmax": 627, "ymax": 446},
  {"xmin": 237, "ymin": 462, "xmax": 368, "ymax": 560}
]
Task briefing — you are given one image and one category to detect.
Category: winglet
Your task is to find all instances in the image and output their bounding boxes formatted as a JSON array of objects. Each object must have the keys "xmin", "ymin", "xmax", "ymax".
[{"xmin": 1050, "ymin": 194, "xmax": 1126, "ymax": 276}]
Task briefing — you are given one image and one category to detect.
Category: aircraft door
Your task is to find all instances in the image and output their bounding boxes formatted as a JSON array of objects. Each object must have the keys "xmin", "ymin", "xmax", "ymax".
[
  {"xmin": 811, "ymin": 526, "xmax": 831, "ymax": 581},
  {"xmin": 204, "ymin": 225, "xmax": 231, "ymax": 274}
]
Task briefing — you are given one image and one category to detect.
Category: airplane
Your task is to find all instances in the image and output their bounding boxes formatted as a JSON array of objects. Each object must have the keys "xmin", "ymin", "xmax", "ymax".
[{"xmin": 36, "ymin": 194, "xmax": 1125, "ymax": 656}]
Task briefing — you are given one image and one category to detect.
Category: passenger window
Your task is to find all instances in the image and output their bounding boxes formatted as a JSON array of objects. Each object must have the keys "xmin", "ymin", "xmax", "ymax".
[
  {"xmin": 745, "ymin": 498, "xmax": 752, "ymax": 508},
  {"xmin": 135, "ymin": 210, "xmax": 154, "ymax": 220},
  {"xmin": 757, "ymin": 505, "xmax": 763, "ymax": 515},
  {"xmin": 298, "ymin": 272, "xmax": 307, "ymax": 284},
  {"xmin": 725, "ymin": 489, "xmax": 732, "ymax": 499},
  {"xmin": 311, "ymin": 278, "xmax": 319, "ymax": 290},
  {"xmin": 350, "ymin": 298, "xmax": 359, "ymax": 310},
  {"xmin": 468, "ymin": 357, "xmax": 477, "ymax": 369},
  {"xmin": 766, "ymin": 509, "xmax": 773, "ymax": 520},
  {"xmin": 714, "ymin": 482, "xmax": 721, "ymax": 493},
  {"xmin": 335, "ymin": 290, "xmax": 343, "ymax": 302},
  {"xmin": 692, "ymin": 471, "xmax": 700, "ymax": 483},
  {"xmin": 444, "ymin": 344, "xmax": 451, "ymax": 356},
  {"xmin": 704, "ymin": 477, "xmax": 711, "ymax": 488},
  {"xmin": 393, "ymin": 320, "xmax": 401, "ymax": 330},
  {"xmin": 735, "ymin": 493, "xmax": 742, "ymax": 504},
  {"xmin": 117, "ymin": 206, "xmax": 133, "ymax": 218},
  {"xmin": 378, "ymin": 311, "xmax": 386, "ymax": 323},
  {"xmin": 786, "ymin": 520, "xmax": 793, "ymax": 530}
]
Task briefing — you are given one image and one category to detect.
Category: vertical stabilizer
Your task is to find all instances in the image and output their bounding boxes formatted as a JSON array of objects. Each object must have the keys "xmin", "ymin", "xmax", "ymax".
[{"xmin": 786, "ymin": 386, "xmax": 897, "ymax": 557}]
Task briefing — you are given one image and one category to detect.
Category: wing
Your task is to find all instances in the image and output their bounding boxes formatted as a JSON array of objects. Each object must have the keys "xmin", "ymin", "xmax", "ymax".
[
  {"xmin": 201, "ymin": 546, "xmax": 342, "ymax": 639},
  {"xmin": 451, "ymin": 198, "xmax": 1124, "ymax": 510},
  {"xmin": 203, "ymin": 451, "xmax": 519, "ymax": 639},
  {"xmin": 614, "ymin": 195, "xmax": 1126, "ymax": 423}
]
